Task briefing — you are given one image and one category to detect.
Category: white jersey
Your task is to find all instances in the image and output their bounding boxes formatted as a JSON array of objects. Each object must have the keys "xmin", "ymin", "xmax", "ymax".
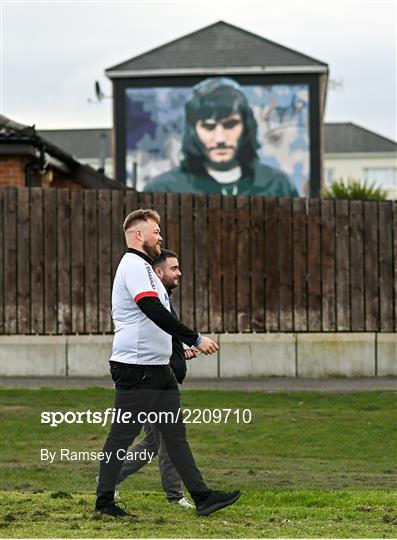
[{"xmin": 110, "ymin": 250, "xmax": 172, "ymax": 365}]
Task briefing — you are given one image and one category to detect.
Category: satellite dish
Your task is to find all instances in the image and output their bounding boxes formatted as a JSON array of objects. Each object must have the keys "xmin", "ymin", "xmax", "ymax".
[
  {"xmin": 87, "ymin": 80, "xmax": 110, "ymax": 104},
  {"xmin": 95, "ymin": 81, "xmax": 104, "ymax": 102}
]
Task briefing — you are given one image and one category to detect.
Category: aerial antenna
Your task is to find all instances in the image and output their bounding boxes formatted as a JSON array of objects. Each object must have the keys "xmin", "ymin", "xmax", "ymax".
[{"xmin": 329, "ymin": 78, "xmax": 344, "ymax": 91}]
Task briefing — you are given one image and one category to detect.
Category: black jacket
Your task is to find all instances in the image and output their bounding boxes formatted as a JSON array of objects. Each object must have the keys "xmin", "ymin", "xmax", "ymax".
[
  {"xmin": 131, "ymin": 249, "xmax": 191, "ymax": 384},
  {"xmin": 169, "ymin": 295, "xmax": 187, "ymax": 384}
]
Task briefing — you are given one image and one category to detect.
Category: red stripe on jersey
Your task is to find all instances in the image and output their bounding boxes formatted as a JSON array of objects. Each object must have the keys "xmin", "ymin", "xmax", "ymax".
[{"xmin": 134, "ymin": 291, "xmax": 158, "ymax": 303}]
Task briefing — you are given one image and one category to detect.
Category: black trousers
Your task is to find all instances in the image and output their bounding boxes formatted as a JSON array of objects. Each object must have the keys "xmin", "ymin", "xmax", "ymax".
[{"xmin": 96, "ymin": 363, "xmax": 210, "ymax": 508}]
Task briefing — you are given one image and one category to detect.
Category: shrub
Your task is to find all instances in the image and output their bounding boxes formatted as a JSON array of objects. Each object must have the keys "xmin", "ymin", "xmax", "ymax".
[{"xmin": 322, "ymin": 178, "xmax": 387, "ymax": 200}]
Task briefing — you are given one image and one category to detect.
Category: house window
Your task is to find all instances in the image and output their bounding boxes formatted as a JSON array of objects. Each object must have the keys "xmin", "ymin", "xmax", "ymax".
[
  {"xmin": 324, "ymin": 168, "xmax": 334, "ymax": 185},
  {"xmin": 363, "ymin": 167, "xmax": 397, "ymax": 190}
]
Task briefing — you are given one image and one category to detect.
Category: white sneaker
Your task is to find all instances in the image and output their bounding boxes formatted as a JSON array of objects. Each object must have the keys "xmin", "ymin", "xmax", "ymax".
[
  {"xmin": 171, "ymin": 496, "xmax": 194, "ymax": 509},
  {"xmin": 96, "ymin": 475, "xmax": 120, "ymax": 500}
]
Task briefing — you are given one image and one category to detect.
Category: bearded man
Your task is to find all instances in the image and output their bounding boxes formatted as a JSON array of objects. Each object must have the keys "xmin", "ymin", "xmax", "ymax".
[
  {"xmin": 95, "ymin": 209, "xmax": 240, "ymax": 518},
  {"xmin": 145, "ymin": 77, "xmax": 298, "ymax": 196}
]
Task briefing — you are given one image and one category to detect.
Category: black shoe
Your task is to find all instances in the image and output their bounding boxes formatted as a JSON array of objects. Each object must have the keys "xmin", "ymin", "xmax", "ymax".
[
  {"xmin": 95, "ymin": 501, "xmax": 136, "ymax": 518},
  {"xmin": 196, "ymin": 490, "xmax": 241, "ymax": 516}
]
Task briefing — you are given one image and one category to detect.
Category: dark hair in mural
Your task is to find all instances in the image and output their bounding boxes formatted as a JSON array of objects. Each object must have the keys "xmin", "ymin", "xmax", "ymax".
[{"xmin": 181, "ymin": 77, "xmax": 260, "ymax": 175}]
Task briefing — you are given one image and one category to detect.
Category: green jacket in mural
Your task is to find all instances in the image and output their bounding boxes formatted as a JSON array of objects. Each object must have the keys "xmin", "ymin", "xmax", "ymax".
[{"xmin": 145, "ymin": 161, "xmax": 299, "ymax": 196}]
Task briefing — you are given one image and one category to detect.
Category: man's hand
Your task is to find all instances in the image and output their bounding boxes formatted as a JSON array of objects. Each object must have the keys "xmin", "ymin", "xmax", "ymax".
[
  {"xmin": 184, "ymin": 348, "xmax": 198, "ymax": 360},
  {"xmin": 196, "ymin": 336, "xmax": 219, "ymax": 355}
]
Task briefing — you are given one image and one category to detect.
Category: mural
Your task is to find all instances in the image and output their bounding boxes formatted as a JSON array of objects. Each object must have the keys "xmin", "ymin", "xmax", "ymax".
[{"xmin": 125, "ymin": 77, "xmax": 310, "ymax": 196}]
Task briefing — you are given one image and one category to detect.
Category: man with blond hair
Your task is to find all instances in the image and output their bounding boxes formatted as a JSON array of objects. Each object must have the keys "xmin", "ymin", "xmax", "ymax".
[
  {"xmin": 95, "ymin": 209, "xmax": 240, "ymax": 518},
  {"xmin": 114, "ymin": 249, "xmax": 196, "ymax": 510}
]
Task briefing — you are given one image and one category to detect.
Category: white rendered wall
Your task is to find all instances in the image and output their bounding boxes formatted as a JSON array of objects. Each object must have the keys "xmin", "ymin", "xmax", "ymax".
[
  {"xmin": 1, "ymin": 333, "xmax": 395, "ymax": 378},
  {"xmin": 324, "ymin": 152, "xmax": 397, "ymax": 199}
]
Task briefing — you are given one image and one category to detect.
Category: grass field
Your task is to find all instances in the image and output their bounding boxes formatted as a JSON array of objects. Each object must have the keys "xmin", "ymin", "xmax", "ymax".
[{"xmin": 0, "ymin": 388, "xmax": 396, "ymax": 538}]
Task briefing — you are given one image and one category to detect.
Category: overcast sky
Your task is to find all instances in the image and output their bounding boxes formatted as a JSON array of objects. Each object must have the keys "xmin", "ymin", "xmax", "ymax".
[{"xmin": 2, "ymin": 0, "xmax": 396, "ymax": 140}]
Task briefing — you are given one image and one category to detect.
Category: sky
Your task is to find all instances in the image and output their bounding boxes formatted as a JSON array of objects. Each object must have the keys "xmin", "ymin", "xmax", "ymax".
[{"xmin": 1, "ymin": 0, "xmax": 396, "ymax": 140}]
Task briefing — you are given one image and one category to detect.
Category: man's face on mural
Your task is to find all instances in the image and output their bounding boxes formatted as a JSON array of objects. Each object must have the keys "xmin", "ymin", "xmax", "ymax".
[{"xmin": 195, "ymin": 113, "xmax": 243, "ymax": 167}]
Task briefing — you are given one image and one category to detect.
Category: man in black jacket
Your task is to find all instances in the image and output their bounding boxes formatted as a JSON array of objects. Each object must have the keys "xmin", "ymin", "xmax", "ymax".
[
  {"xmin": 96, "ymin": 209, "xmax": 240, "ymax": 518},
  {"xmin": 113, "ymin": 249, "xmax": 196, "ymax": 508}
]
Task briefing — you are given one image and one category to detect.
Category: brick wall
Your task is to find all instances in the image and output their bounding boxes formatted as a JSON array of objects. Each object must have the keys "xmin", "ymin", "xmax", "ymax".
[
  {"xmin": 0, "ymin": 157, "xmax": 83, "ymax": 189},
  {"xmin": 0, "ymin": 156, "xmax": 26, "ymax": 187}
]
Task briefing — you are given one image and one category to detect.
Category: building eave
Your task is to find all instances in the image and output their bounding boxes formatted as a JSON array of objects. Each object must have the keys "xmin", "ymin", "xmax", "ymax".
[
  {"xmin": 0, "ymin": 143, "xmax": 37, "ymax": 158},
  {"xmin": 0, "ymin": 136, "xmax": 125, "ymax": 190},
  {"xmin": 106, "ymin": 65, "xmax": 329, "ymax": 79},
  {"xmin": 325, "ymin": 151, "xmax": 397, "ymax": 159}
]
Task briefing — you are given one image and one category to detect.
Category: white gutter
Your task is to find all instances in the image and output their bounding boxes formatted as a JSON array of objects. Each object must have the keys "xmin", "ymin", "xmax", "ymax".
[
  {"xmin": 43, "ymin": 152, "xmax": 71, "ymax": 174},
  {"xmin": 106, "ymin": 65, "xmax": 328, "ymax": 78}
]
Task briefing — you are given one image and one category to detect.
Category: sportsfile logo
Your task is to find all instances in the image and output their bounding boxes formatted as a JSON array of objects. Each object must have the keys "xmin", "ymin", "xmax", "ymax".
[
  {"xmin": 40, "ymin": 408, "xmax": 252, "ymax": 427},
  {"xmin": 145, "ymin": 263, "xmax": 156, "ymax": 290},
  {"xmin": 40, "ymin": 408, "xmax": 182, "ymax": 427}
]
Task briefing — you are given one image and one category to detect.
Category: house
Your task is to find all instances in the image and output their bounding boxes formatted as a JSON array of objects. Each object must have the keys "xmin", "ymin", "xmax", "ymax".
[
  {"xmin": 37, "ymin": 127, "xmax": 114, "ymax": 178},
  {"xmin": 324, "ymin": 122, "xmax": 397, "ymax": 199},
  {"xmin": 0, "ymin": 115, "xmax": 123, "ymax": 189},
  {"xmin": 105, "ymin": 20, "xmax": 329, "ymax": 195}
]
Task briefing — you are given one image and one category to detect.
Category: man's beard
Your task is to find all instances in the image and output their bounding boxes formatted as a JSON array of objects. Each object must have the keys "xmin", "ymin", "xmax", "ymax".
[
  {"xmin": 205, "ymin": 157, "xmax": 239, "ymax": 171},
  {"xmin": 204, "ymin": 143, "xmax": 240, "ymax": 171},
  {"xmin": 162, "ymin": 277, "xmax": 178, "ymax": 290},
  {"xmin": 142, "ymin": 241, "xmax": 161, "ymax": 259}
]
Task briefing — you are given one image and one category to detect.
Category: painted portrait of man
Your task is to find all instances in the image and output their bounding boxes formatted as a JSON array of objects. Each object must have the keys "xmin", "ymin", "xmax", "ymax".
[
  {"xmin": 124, "ymin": 77, "xmax": 310, "ymax": 195},
  {"xmin": 144, "ymin": 78, "xmax": 298, "ymax": 196}
]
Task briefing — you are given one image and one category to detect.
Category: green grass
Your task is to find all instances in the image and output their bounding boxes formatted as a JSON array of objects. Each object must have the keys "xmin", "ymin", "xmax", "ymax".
[{"xmin": 0, "ymin": 388, "xmax": 396, "ymax": 538}]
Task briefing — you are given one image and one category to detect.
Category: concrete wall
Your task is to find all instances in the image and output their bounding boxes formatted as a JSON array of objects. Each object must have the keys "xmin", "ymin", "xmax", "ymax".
[{"xmin": 1, "ymin": 333, "xmax": 395, "ymax": 378}]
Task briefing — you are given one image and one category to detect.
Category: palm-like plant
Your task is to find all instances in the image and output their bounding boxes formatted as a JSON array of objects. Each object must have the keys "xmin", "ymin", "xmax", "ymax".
[{"xmin": 322, "ymin": 178, "xmax": 388, "ymax": 200}]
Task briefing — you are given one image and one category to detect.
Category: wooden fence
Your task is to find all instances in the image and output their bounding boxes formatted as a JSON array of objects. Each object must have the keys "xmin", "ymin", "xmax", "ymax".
[{"xmin": 1, "ymin": 187, "xmax": 396, "ymax": 335}]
